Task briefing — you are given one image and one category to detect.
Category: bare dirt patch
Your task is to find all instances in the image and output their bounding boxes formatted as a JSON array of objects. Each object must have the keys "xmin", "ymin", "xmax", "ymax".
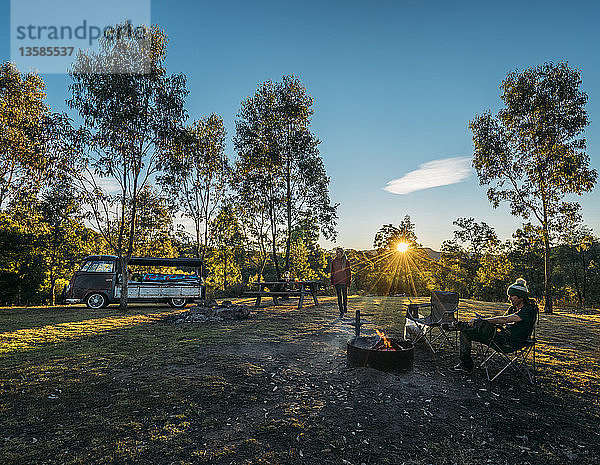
[{"xmin": 1, "ymin": 297, "xmax": 599, "ymax": 464}]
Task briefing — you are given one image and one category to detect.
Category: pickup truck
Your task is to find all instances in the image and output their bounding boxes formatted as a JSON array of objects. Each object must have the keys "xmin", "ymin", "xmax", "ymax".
[{"xmin": 63, "ymin": 255, "xmax": 205, "ymax": 309}]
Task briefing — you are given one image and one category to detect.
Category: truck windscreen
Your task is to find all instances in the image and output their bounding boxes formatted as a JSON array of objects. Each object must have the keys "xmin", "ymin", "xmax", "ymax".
[{"xmin": 80, "ymin": 260, "xmax": 114, "ymax": 272}]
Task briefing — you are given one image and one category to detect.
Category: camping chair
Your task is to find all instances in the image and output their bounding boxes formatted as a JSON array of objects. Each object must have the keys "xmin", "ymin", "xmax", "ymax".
[
  {"xmin": 405, "ymin": 291, "xmax": 460, "ymax": 353},
  {"xmin": 476, "ymin": 324, "xmax": 537, "ymax": 385}
]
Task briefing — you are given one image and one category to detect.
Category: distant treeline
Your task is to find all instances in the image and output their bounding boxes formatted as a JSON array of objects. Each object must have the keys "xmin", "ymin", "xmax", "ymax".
[
  {"xmin": 347, "ymin": 216, "xmax": 600, "ymax": 308},
  {"xmin": 2, "ymin": 208, "xmax": 599, "ymax": 308}
]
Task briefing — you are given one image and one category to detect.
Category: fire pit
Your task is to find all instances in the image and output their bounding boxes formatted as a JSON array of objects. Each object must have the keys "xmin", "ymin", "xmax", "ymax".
[
  {"xmin": 347, "ymin": 336, "xmax": 414, "ymax": 372},
  {"xmin": 343, "ymin": 310, "xmax": 413, "ymax": 372}
]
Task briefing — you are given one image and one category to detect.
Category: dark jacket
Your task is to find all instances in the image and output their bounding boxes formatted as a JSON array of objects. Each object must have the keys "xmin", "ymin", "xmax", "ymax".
[
  {"xmin": 504, "ymin": 303, "xmax": 538, "ymax": 344},
  {"xmin": 330, "ymin": 256, "xmax": 351, "ymax": 286}
]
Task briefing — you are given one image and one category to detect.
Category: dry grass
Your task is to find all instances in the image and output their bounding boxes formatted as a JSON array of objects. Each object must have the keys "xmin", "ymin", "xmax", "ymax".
[{"xmin": 0, "ymin": 297, "xmax": 598, "ymax": 464}]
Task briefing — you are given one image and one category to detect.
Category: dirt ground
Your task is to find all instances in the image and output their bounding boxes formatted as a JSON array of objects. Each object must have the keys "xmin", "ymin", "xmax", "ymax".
[{"xmin": 1, "ymin": 296, "xmax": 599, "ymax": 464}]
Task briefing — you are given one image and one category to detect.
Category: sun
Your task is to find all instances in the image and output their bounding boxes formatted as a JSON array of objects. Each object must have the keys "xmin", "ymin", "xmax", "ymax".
[{"xmin": 396, "ymin": 242, "xmax": 409, "ymax": 253}]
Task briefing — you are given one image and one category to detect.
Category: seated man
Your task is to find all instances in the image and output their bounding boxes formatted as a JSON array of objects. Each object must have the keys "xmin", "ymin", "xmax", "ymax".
[{"xmin": 452, "ymin": 278, "xmax": 538, "ymax": 374}]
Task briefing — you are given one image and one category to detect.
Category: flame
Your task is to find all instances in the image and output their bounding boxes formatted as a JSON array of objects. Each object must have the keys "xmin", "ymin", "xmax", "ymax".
[{"xmin": 374, "ymin": 329, "xmax": 395, "ymax": 351}]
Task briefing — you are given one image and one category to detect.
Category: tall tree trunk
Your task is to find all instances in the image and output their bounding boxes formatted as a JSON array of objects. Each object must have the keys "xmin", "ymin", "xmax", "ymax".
[
  {"xmin": 201, "ymin": 187, "xmax": 210, "ymax": 263},
  {"xmin": 117, "ymin": 180, "xmax": 127, "ymax": 311},
  {"xmin": 271, "ymin": 216, "xmax": 280, "ymax": 280},
  {"xmin": 284, "ymin": 153, "xmax": 292, "ymax": 273},
  {"xmin": 268, "ymin": 179, "xmax": 281, "ymax": 280},
  {"xmin": 580, "ymin": 248, "xmax": 587, "ymax": 307},
  {"xmin": 540, "ymin": 186, "xmax": 553, "ymax": 313},
  {"xmin": 258, "ymin": 227, "xmax": 268, "ymax": 279},
  {"xmin": 49, "ymin": 232, "xmax": 58, "ymax": 306},
  {"xmin": 50, "ymin": 273, "xmax": 56, "ymax": 306},
  {"xmin": 195, "ymin": 217, "xmax": 202, "ymax": 260},
  {"xmin": 223, "ymin": 251, "xmax": 227, "ymax": 291},
  {"xmin": 570, "ymin": 248, "xmax": 582, "ymax": 307},
  {"xmin": 122, "ymin": 165, "xmax": 140, "ymax": 311},
  {"xmin": 543, "ymin": 239, "xmax": 553, "ymax": 313},
  {"xmin": 542, "ymin": 228, "xmax": 553, "ymax": 314},
  {"xmin": 119, "ymin": 256, "xmax": 129, "ymax": 311}
]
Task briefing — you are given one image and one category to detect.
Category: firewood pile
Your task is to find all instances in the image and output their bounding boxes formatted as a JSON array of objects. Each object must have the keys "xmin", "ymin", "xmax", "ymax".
[{"xmin": 172, "ymin": 300, "xmax": 252, "ymax": 323}]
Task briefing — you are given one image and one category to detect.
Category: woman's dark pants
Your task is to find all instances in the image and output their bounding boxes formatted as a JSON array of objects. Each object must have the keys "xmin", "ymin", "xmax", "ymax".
[
  {"xmin": 334, "ymin": 284, "xmax": 348, "ymax": 315},
  {"xmin": 459, "ymin": 319, "xmax": 511, "ymax": 370}
]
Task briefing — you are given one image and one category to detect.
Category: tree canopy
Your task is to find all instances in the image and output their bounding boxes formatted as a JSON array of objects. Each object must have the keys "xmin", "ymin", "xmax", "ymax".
[
  {"xmin": 470, "ymin": 62, "xmax": 597, "ymax": 312},
  {"xmin": 234, "ymin": 75, "xmax": 337, "ymax": 279},
  {"xmin": 373, "ymin": 215, "xmax": 419, "ymax": 252},
  {"xmin": 0, "ymin": 63, "xmax": 72, "ymax": 209},
  {"xmin": 159, "ymin": 114, "xmax": 229, "ymax": 261}
]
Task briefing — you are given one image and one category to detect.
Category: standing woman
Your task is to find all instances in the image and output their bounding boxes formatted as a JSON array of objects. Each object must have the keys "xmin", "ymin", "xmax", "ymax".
[{"xmin": 330, "ymin": 247, "xmax": 352, "ymax": 317}]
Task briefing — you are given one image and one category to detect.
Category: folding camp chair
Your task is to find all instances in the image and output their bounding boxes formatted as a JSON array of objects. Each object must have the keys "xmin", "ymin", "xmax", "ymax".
[
  {"xmin": 405, "ymin": 291, "xmax": 460, "ymax": 353},
  {"xmin": 476, "ymin": 325, "xmax": 537, "ymax": 385}
]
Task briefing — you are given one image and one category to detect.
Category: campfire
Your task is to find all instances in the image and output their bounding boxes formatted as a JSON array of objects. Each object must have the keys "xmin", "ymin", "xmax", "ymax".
[
  {"xmin": 374, "ymin": 329, "xmax": 395, "ymax": 351},
  {"xmin": 345, "ymin": 310, "xmax": 414, "ymax": 372}
]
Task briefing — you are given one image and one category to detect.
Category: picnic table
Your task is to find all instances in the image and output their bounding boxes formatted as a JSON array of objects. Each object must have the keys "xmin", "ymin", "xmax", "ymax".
[{"xmin": 244, "ymin": 280, "xmax": 323, "ymax": 309}]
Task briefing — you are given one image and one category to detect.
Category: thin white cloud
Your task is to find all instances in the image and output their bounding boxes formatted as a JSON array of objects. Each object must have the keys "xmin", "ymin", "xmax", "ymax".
[
  {"xmin": 94, "ymin": 177, "xmax": 122, "ymax": 193},
  {"xmin": 383, "ymin": 156, "xmax": 472, "ymax": 195},
  {"xmin": 174, "ymin": 215, "xmax": 197, "ymax": 233},
  {"xmin": 80, "ymin": 173, "xmax": 122, "ymax": 193}
]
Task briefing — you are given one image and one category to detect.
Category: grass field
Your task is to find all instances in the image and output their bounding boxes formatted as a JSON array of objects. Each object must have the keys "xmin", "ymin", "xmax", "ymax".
[{"xmin": 1, "ymin": 296, "xmax": 599, "ymax": 464}]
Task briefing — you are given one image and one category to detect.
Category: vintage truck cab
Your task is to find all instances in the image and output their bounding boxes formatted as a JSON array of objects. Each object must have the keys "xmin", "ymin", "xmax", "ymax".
[{"xmin": 64, "ymin": 255, "xmax": 205, "ymax": 309}]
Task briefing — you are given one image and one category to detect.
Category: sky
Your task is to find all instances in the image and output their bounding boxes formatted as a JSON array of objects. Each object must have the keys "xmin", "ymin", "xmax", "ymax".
[{"xmin": 2, "ymin": 0, "xmax": 600, "ymax": 250}]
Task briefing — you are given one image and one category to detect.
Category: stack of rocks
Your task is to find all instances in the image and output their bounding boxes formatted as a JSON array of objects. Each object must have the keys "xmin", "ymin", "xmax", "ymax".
[{"xmin": 172, "ymin": 300, "xmax": 252, "ymax": 323}]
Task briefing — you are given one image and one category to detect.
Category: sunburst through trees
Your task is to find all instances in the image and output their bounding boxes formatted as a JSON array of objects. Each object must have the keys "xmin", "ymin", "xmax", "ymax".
[{"xmin": 353, "ymin": 215, "xmax": 434, "ymax": 296}]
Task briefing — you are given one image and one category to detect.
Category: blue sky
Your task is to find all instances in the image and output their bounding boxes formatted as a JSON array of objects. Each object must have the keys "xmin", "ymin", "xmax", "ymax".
[{"xmin": 2, "ymin": 0, "xmax": 599, "ymax": 250}]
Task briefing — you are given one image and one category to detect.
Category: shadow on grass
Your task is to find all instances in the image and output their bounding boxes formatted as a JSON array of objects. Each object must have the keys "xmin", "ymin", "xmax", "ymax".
[{"xmin": 1, "ymin": 297, "xmax": 599, "ymax": 464}]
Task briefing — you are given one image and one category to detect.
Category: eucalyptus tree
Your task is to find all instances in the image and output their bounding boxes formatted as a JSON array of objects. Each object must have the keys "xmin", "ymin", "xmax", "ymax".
[
  {"xmin": 507, "ymin": 224, "xmax": 545, "ymax": 298},
  {"xmin": 38, "ymin": 181, "xmax": 91, "ymax": 305},
  {"xmin": 234, "ymin": 75, "xmax": 337, "ymax": 279},
  {"xmin": 233, "ymin": 144, "xmax": 284, "ymax": 278},
  {"xmin": 447, "ymin": 217, "xmax": 500, "ymax": 296},
  {"xmin": 556, "ymin": 218, "xmax": 595, "ymax": 307},
  {"xmin": 68, "ymin": 23, "xmax": 188, "ymax": 309},
  {"xmin": 372, "ymin": 215, "xmax": 431, "ymax": 296},
  {"xmin": 208, "ymin": 204, "xmax": 245, "ymax": 292},
  {"xmin": 159, "ymin": 114, "xmax": 228, "ymax": 261},
  {"xmin": 373, "ymin": 215, "xmax": 419, "ymax": 252},
  {"xmin": 470, "ymin": 62, "xmax": 597, "ymax": 313},
  {"xmin": 0, "ymin": 63, "xmax": 72, "ymax": 209},
  {"xmin": 452, "ymin": 217, "xmax": 499, "ymax": 257}
]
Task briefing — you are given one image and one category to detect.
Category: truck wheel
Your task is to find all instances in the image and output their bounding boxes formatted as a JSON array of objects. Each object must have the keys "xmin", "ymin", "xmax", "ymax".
[
  {"xmin": 169, "ymin": 298, "xmax": 188, "ymax": 308},
  {"xmin": 86, "ymin": 293, "xmax": 107, "ymax": 309}
]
